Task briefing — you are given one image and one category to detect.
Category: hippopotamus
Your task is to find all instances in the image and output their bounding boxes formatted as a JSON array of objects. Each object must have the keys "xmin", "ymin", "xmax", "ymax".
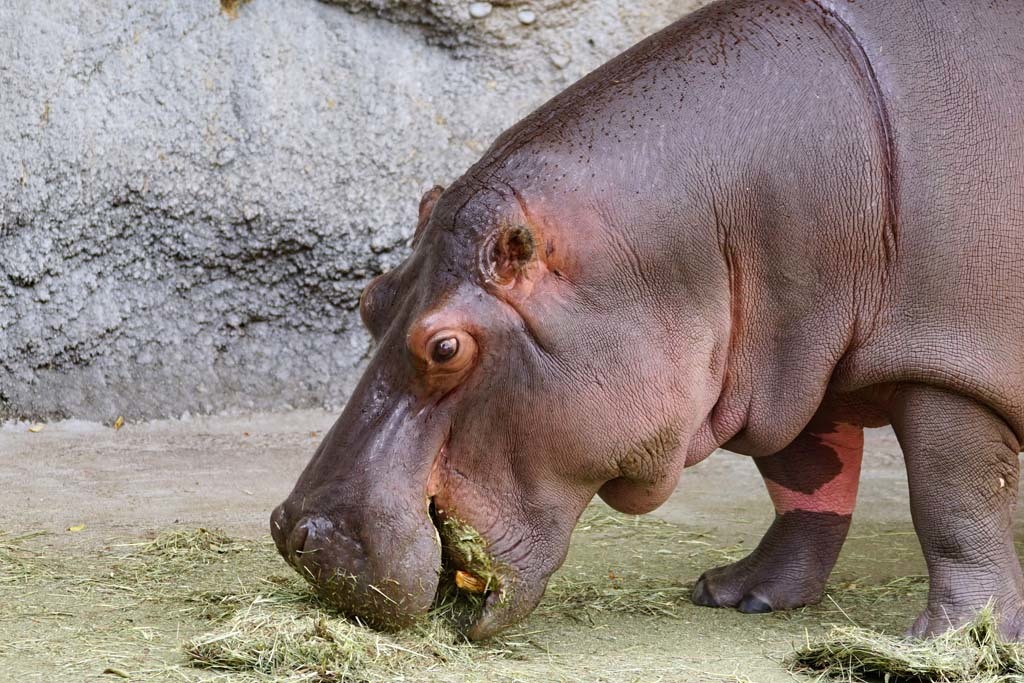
[{"xmin": 271, "ymin": 0, "xmax": 1024, "ymax": 641}]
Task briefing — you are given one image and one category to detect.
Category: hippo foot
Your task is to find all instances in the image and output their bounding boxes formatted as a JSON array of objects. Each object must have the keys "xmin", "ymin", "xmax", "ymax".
[
  {"xmin": 691, "ymin": 510, "xmax": 851, "ymax": 613},
  {"xmin": 909, "ymin": 592, "xmax": 1024, "ymax": 641},
  {"xmin": 691, "ymin": 557, "xmax": 825, "ymax": 614}
]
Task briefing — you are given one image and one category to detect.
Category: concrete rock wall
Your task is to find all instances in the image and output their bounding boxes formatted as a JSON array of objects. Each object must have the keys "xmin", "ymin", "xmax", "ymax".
[{"xmin": 0, "ymin": 0, "xmax": 708, "ymax": 421}]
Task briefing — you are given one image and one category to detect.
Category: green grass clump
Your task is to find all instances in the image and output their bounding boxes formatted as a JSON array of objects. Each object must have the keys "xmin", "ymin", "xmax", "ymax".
[
  {"xmin": 789, "ymin": 607, "xmax": 1024, "ymax": 683},
  {"xmin": 436, "ymin": 516, "xmax": 503, "ymax": 591},
  {"xmin": 432, "ymin": 515, "xmax": 506, "ymax": 628}
]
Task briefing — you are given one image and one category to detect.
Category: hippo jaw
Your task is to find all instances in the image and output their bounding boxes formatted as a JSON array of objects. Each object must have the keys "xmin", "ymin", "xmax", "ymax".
[{"xmin": 429, "ymin": 502, "xmax": 565, "ymax": 640}]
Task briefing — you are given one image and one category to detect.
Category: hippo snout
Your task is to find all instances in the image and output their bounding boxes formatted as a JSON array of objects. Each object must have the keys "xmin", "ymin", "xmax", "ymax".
[{"xmin": 269, "ymin": 498, "xmax": 442, "ymax": 630}]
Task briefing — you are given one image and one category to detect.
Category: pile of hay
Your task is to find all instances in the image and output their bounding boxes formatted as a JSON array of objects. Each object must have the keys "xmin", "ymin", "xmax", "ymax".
[
  {"xmin": 135, "ymin": 527, "xmax": 244, "ymax": 557},
  {"xmin": 789, "ymin": 609, "xmax": 1024, "ymax": 683},
  {"xmin": 162, "ymin": 525, "xmax": 515, "ymax": 682},
  {"xmin": 181, "ymin": 566, "xmax": 700, "ymax": 681},
  {"xmin": 177, "ymin": 512, "xmax": 703, "ymax": 681},
  {"xmin": 182, "ymin": 579, "xmax": 521, "ymax": 682}
]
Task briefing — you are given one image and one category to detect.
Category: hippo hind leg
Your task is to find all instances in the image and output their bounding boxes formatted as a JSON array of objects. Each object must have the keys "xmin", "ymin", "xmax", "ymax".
[
  {"xmin": 692, "ymin": 416, "xmax": 863, "ymax": 613},
  {"xmin": 891, "ymin": 385, "xmax": 1024, "ymax": 640}
]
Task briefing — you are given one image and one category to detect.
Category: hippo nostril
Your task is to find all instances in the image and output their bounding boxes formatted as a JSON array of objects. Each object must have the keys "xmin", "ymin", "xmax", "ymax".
[
  {"xmin": 283, "ymin": 517, "xmax": 340, "ymax": 584},
  {"xmin": 290, "ymin": 516, "xmax": 337, "ymax": 557},
  {"xmin": 291, "ymin": 522, "xmax": 311, "ymax": 556}
]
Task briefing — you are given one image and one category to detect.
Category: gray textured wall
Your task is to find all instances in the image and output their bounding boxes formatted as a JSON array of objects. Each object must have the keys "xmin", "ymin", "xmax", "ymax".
[{"xmin": 0, "ymin": 0, "xmax": 707, "ymax": 422}]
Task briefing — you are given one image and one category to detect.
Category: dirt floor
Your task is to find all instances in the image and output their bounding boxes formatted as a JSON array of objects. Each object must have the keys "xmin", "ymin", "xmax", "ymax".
[{"xmin": 1, "ymin": 412, "xmax": 1018, "ymax": 682}]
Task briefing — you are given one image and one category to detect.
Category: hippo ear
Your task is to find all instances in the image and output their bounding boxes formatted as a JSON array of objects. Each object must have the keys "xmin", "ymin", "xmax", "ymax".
[
  {"xmin": 487, "ymin": 223, "xmax": 536, "ymax": 284},
  {"xmin": 413, "ymin": 185, "xmax": 445, "ymax": 242}
]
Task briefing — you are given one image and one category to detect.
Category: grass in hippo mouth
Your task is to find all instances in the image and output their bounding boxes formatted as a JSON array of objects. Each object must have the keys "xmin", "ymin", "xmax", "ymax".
[{"xmin": 430, "ymin": 510, "xmax": 510, "ymax": 629}]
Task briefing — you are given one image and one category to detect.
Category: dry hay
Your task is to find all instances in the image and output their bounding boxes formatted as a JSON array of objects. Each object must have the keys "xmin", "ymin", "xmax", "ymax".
[
  {"xmin": 4, "ymin": 517, "xmax": 710, "ymax": 681},
  {"xmin": 0, "ymin": 531, "xmax": 50, "ymax": 584},
  {"xmin": 134, "ymin": 527, "xmax": 245, "ymax": 557},
  {"xmin": 540, "ymin": 574, "xmax": 692, "ymax": 620},
  {"xmin": 789, "ymin": 608, "xmax": 1024, "ymax": 683},
  {"xmin": 178, "ymin": 512, "xmax": 702, "ymax": 681},
  {"xmin": 5, "ymin": 510, "xmax": 961, "ymax": 682},
  {"xmin": 180, "ymin": 561, "xmax": 699, "ymax": 682},
  {"xmin": 183, "ymin": 583, "xmax": 514, "ymax": 683}
]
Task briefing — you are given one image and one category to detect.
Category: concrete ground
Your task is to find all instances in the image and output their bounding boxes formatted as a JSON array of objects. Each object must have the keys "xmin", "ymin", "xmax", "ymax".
[{"xmin": 0, "ymin": 411, "xmax": 913, "ymax": 544}]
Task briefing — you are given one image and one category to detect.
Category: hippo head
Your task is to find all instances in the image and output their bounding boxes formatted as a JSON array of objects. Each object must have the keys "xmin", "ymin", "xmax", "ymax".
[{"xmin": 271, "ymin": 179, "xmax": 725, "ymax": 639}]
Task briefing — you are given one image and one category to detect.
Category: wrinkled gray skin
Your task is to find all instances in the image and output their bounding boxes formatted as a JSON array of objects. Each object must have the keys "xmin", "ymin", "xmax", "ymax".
[{"xmin": 274, "ymin": 0, "xmax": 1024, "ymax": 641}]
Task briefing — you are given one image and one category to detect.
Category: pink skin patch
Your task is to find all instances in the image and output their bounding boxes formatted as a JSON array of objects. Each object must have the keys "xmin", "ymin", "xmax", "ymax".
[{"xmin": 759, "ymin": 422, "xmax": 864, "ymax": 516}]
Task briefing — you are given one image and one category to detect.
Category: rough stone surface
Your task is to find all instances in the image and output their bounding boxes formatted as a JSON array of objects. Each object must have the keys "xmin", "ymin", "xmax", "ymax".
[{"xmin": 0, "ymin": 0, "xmax": 709, "ymax": 421}]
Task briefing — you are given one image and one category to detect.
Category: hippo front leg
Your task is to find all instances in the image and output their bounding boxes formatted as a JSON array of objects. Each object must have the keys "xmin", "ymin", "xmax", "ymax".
[
  {"xmin": 693, "ymin": 417, "xmax": 863, "ymax": 613},
  {"xmin": 891, "ymin": 385, "xmax": 1024, "ymax": 640}
]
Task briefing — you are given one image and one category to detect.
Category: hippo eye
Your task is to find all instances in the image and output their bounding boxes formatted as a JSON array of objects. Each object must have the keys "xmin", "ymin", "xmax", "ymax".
[
  {"xmin": 431, "ymin": 337, "xmax": 459, "ymax": 363},
  {"xmin": 418, "ymin": 328, "xmax": 476, "ymax": 377}
]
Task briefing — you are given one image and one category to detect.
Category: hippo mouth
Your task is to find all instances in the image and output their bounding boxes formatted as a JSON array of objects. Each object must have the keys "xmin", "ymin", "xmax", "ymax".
[
  {"xmin": 272, "ymin": 437, "xmax": 548, "ymax": 640},
  {"xmin": 428, "ymin": 501, "xmax": 518, "ymax": 639}
]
